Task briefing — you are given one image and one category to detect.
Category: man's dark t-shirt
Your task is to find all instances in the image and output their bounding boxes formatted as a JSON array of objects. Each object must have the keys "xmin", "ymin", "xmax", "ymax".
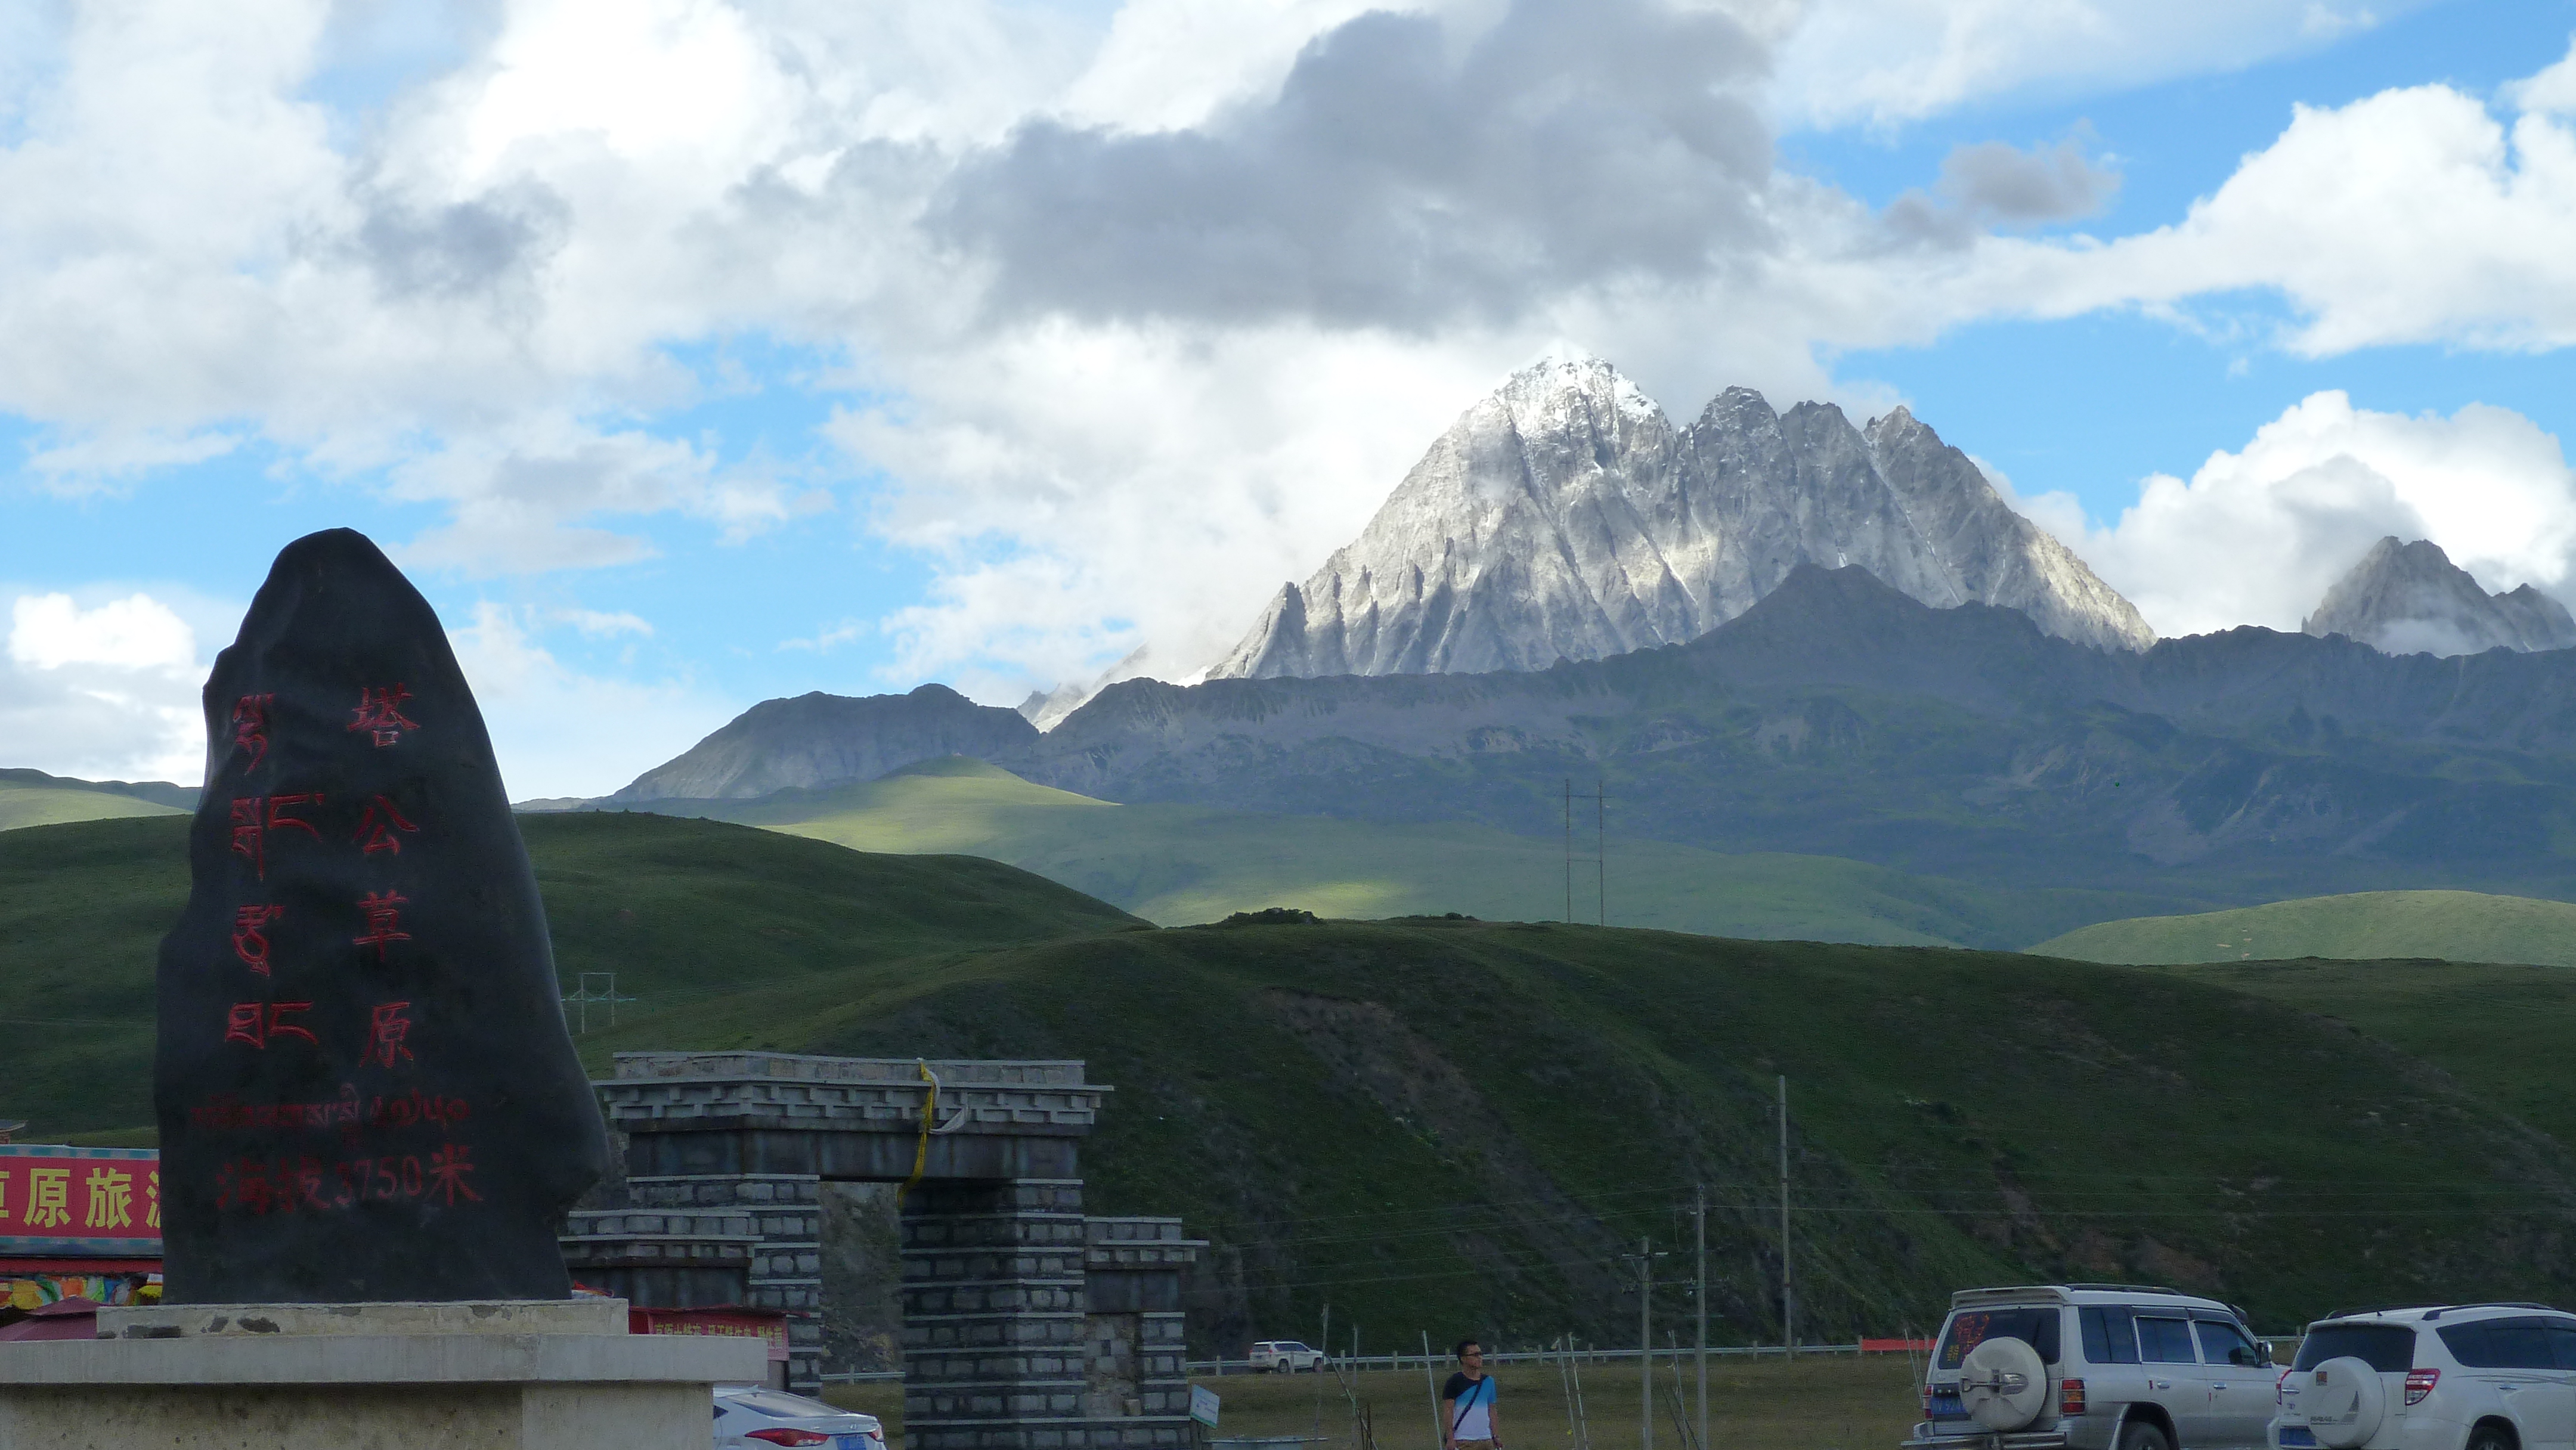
[{"xmin": 1444, "ymin": 1372, "xmax": 1497, "ymax": 1440}]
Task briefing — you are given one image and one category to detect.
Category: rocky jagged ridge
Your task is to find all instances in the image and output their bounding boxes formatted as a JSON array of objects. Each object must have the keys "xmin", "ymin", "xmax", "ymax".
[
  {"xmin": 2304, "ymin": 537, "xmax": 2576, "ymax": 656},
  {"xmin": 1208, "ymin": 355, "xmax": 2151, "ymax": 680}
]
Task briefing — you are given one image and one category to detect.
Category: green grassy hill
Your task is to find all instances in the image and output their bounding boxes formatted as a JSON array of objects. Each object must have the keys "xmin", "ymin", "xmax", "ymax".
[
  {"xmin": 2154, "ymin": 958, "xmax": 2576, "ymax": 1151},
  {"xmin": 0, "ymin": 812, "xmax": 1142, "ymax": 1141},
  {"xmin": 0, "ymin": 779, "xmax": 184, "ymax": 832},
  {"xmin": 2031, "ymin": 890, "xmax": 2576, "ymax": 966},
  {"xmin": 569, "ymin": 915, "xmax": 2576, "ymax": 1343},
  {"xmin": 647, "ymin": 757, "xmax": 2167, "ymax": 949},
  {"xmin": 18, "ymin": 809, "xmax": 2576, "ymax": 1347}
]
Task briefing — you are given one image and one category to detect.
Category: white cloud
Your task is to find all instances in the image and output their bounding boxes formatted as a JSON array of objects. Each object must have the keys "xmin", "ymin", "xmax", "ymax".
[
  {"xmin": 2060, "ymin": 392, "xmax": 2576, "ymax": 637},
  {"xmin": 8, "ymin": 592, "xmax": 198, "ymax": 671},
  {"xmin": 556, "ymin": 607, "xmax": 653, "ymax": 637},
  {"xmin": 1768, "ymin": 0, "xmax": 2431, "ymax": 131},
  {"xmin": 1939, "ymin": 47, "xmax": 2576, "ymax": 355},
  {"xmin": 1, "ymin": 591, "xmax": 206, "ymax": 781},
  {"xmin": 445, "ymin": 601, "xmax": 738, "ymax": 798}
]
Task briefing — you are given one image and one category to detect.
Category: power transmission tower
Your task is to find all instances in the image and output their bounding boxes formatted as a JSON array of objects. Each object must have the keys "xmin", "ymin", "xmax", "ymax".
[{"xmin": 561, "ymin": 971, "xmax": 637, "ymax": 1034}]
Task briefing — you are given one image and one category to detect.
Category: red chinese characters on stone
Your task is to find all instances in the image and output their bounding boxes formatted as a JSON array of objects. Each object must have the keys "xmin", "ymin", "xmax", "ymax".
[
  {"xmin": 229, "ymin": 794, "xmax": 324, "ymax": 881},
  {"xmin": 352, "ymin": 890, "xmax": 411, "ymax": 961},
  {"xmin": 230, "ymin": 694, "xmax": 275, "ymax": 772},
  {"xmin": 426, "ymin": 1143, "xmax": 481, "ymax": 1204},
  {"xmin": 231, "ymin": 904, "xmax": 284, "ymax": 976},
  {"xmin": 365, "ymin": 1001, "xmax": 416, "ymax": 1070},
  {"xmin": 215, "ymin": 1147, "xmax": 482, "ymax": 1216},
  {"xmin": 224, "ymin": 1000, "xmax": 317, "ymax": 1049},
  {"xmin": 351, "ymin": 795, "xmax": 419, "ymax": 856},
  {"xmin": 349, "ymin": 684, "xmax": 418, "ymax": 748}
]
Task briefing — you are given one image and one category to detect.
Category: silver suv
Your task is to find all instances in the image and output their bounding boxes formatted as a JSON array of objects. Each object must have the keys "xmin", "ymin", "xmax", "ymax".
[
  {"xmin": 1249, "ymin": 1340, "xmax": 1327, "ymax": 1372},
  {"xmin": 1905, "ymin": 1284, "xmax": 2277, "ymax": 1450},
  {"xmin": 2272, "ymin": 1303, "xmax": 2576, "ymax": 1450}
]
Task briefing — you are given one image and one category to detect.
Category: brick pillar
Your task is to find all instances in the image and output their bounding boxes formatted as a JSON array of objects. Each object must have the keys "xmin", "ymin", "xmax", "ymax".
[
  {"xmin": 629, "ymin": 1170, "xmax": 825, "ymax": 1390},
  {"xmin": 903, "ymin": 1178, "xmax": 1088, "ymax": 1450}
]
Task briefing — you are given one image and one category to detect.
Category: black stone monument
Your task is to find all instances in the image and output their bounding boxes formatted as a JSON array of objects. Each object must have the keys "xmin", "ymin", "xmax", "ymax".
[{"xmin": 154, "ymin": 528, "xmax": 609, "ymax": 1302}]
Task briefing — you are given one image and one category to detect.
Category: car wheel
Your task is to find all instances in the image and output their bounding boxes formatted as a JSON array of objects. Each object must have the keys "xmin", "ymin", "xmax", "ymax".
[
  {"xmin": 2114, "ymin": 1421, "xmax": 2171, "ymax": 1450},
  {"xmin": 2465, "ymin": 1427, "xmax": 2515, "ymax": 1450}
]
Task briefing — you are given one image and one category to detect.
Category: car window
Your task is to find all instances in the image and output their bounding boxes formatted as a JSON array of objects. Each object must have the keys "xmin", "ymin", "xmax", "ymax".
[
  {"xmin": 2445, "ymin": 1319, "xmax": 2559, "ymax": 1371},
  {"xmin": 1937, "ymin": 1309, "xmax": 2062, "ymax": 1370},
  {"xmin": 2295, "ymin": 1325, "xmax": 2416, "ymax": 1373},
  {"xmin": 2548, "ymin": 1325, "xmax": 2576, "ymax": 1371},
  {"xmin": 2195, "ymin": 1319, "xmax": 2261, "ymax": 1368},
  {"xmin": 2081, "ymin": 1308, "xmax": 2140, "ymax": 1365},
  {"xmin": 2137, "ymin": 1317, "xmax": 2199, "ymax": 1364}
]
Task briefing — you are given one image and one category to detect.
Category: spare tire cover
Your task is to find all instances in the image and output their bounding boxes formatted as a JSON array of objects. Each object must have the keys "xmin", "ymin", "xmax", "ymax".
[
  {"xmin": 2303, "ymin": 1356, "xmax": 2388, "ymax": 1449},
  {"xmin": 1959, "ymin": 1335, "xmax": 2048, "ymax": 1432}
]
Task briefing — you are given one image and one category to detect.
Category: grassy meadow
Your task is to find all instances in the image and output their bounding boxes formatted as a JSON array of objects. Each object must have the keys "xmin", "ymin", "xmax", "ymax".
[
  {"xmin": 652, "ymin": 757, "xmax": 2160, "ymax": 949},
  {"xmin": 825, "ymin": 1358, "xmax": 1922, "ymax": 1450},
  {"xmin": 2033, "ymin": 889, "xmax": 2576, "ymax": 966}
]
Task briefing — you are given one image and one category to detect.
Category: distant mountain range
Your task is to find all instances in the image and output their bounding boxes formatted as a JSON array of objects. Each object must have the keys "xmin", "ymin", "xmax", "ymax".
[
  {"xmin": 607, "ymin": 564, "xmax": 2576, "ymax": 910},
  {"xmin": 1208, "ymin": 354, "xmax": 2151, "ymax": 681}
]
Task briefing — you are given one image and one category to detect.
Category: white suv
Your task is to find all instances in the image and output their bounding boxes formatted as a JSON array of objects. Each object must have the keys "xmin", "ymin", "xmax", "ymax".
[
  {"xmin": 1250, "ymin": 1341, "xmax": 1328, "ymax": 1372},
  {"xmin": 1905, "ymin": 1284, "xmax": 2278, "ymax": 1450},
  {"xmin": 2272, "ymin": 1303, "xmax": 2576, "ymax": 1450}
]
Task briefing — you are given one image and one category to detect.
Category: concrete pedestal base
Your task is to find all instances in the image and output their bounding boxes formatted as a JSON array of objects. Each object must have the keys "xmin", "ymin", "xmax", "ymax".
[{"xmin": 0, "ymin": 1299, "xmax": 764, "ymax": 1450}]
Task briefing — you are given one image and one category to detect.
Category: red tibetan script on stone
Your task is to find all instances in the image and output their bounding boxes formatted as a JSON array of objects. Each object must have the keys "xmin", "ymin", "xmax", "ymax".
[
  {"xmin": 364, "ymin": 1000, "xmax": 416, "ymax": 1070},
  {"xmin": 349, "ymin": 684, "xmax": 418, "ymax": 747},
  {"xmin": 229, "ymin": 794, "xmax": 323, "ymax": 881},
  {"xmin": 225, "ymin": 1000, "xmax": 317, "ymax": 1049},
  {"xmin": 352, "ymin": 890, "xmax": 411, "ymax": 961},
  {"xmin": 351, "ymin": 795, "xmax": 419, "ymax": 856},
  {"xmin": 232, "ymin": 904, "xmax": 284, "ymax": 976},
  {"xmin": 231, "ymin": 694, "xmax": 275, "ymax": 772}
]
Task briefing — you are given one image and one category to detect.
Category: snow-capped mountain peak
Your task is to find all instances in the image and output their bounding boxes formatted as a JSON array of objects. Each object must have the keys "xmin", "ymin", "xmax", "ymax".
[{"xmin": 1208, "ymin": 356, "xmax": 2151, "ymax": 681}]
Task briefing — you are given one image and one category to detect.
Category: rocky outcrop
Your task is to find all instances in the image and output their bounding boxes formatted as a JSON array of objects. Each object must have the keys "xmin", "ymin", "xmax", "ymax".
[
  {"xmin": 1208, "ymin": 355, "xmax": 2151, "ymax": 680},
  {"xmin": 606, "ymin": 685, "xmax": 1037, "ymax": 802},
  {"xmin": 2304, "ymin": 537, "xmax": 2576, "ymax": 656}
]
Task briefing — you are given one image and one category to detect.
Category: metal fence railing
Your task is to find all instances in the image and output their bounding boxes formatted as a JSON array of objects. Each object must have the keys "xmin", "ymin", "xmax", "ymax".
[{"xmin": 1186, "ymin": 1344, "xmax": 1883, "ymax": 1375}]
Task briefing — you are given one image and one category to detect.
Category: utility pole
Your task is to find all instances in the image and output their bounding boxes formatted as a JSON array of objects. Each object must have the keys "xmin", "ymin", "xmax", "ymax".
[
  {"xmin": 1778, "ymin": 1075, "xmax": 1795, "ymax": 1359},
  {"xmin": 1693, "ymin": 1183, "xmax": 1707, "ymax": 1450},
  {"xmin": 1638, "ymin": 1237, "xmax": 1654, "ymax": 1450},
  {"xmin": 1564, "ymin": 780, "xmax": 1573, "ymax": 923},
  {"xmin": 1596, "ymin": 777, "xmax": 1606, "ymax": 927},
  {"xmin": 1621, "ymin": 1238, "xmax": 1667, "ymax": 1450}
]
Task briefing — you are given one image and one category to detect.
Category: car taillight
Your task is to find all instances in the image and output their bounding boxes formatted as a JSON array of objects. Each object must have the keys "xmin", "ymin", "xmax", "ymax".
[
  {"xmin": 2277, "ymin": 1369, "xmax": 2295, "ymax": 1405},
  {"xmin": 745, "ymin": 1432, "xmax": 832, "ymax": 1447},
  {"xmin": 1922, "ymin": 1383, "xmax": 1933, "ymax": 1415},
  {"xmin": 2060, "ymin": 1378, "xmax": 2086, "ymax": 1417},
  {"xmin": 2406, "ymin": 1369, "xmax": 2439, "ymax": 1406}
]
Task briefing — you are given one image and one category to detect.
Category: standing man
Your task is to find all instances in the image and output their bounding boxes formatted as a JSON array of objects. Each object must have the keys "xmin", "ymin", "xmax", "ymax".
[{"xmin": 1442, "ymin": 1339, "xmax": 1502, "ymax": 1450}]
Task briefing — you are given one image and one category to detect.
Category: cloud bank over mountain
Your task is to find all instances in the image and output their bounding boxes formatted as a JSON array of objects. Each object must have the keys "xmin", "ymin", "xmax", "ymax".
[{"xmin": 2023, "ymin": 392, "xmax": 2576, "ymax": 640}]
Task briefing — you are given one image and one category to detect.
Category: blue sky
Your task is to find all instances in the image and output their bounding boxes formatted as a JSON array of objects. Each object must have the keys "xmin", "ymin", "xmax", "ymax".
[{"xmin": 4, "ymin": 0, "xmax": 2574, "ymax": 795}]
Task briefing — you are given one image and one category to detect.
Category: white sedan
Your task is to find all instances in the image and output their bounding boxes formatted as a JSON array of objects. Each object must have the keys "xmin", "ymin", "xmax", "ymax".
[{"xmin": 714, "ymin": 1384, "xmax": 887, "ymax": 1449}]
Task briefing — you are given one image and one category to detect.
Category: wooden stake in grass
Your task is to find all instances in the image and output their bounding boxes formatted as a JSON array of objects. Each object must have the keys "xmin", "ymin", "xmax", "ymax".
[{"xmin": 1423, "ymin": 1333, "xmax": 1442, "ymax": 1450}]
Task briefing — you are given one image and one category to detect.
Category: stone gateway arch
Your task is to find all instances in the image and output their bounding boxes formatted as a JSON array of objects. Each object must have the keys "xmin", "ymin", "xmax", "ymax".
[{"xmin": 577, "ymin": 1052, "xmax": 1202, "ymax": 1450}]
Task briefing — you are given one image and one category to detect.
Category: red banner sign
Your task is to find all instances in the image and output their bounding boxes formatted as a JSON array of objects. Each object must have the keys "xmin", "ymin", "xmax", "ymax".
[
  {"xmin": 0, "ymin": 1146, "xmax": 163, "ymax": 1256},
  {"xmin": 629, "ymin": 1306, "xmax": 790, "ymax": 1362}
]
